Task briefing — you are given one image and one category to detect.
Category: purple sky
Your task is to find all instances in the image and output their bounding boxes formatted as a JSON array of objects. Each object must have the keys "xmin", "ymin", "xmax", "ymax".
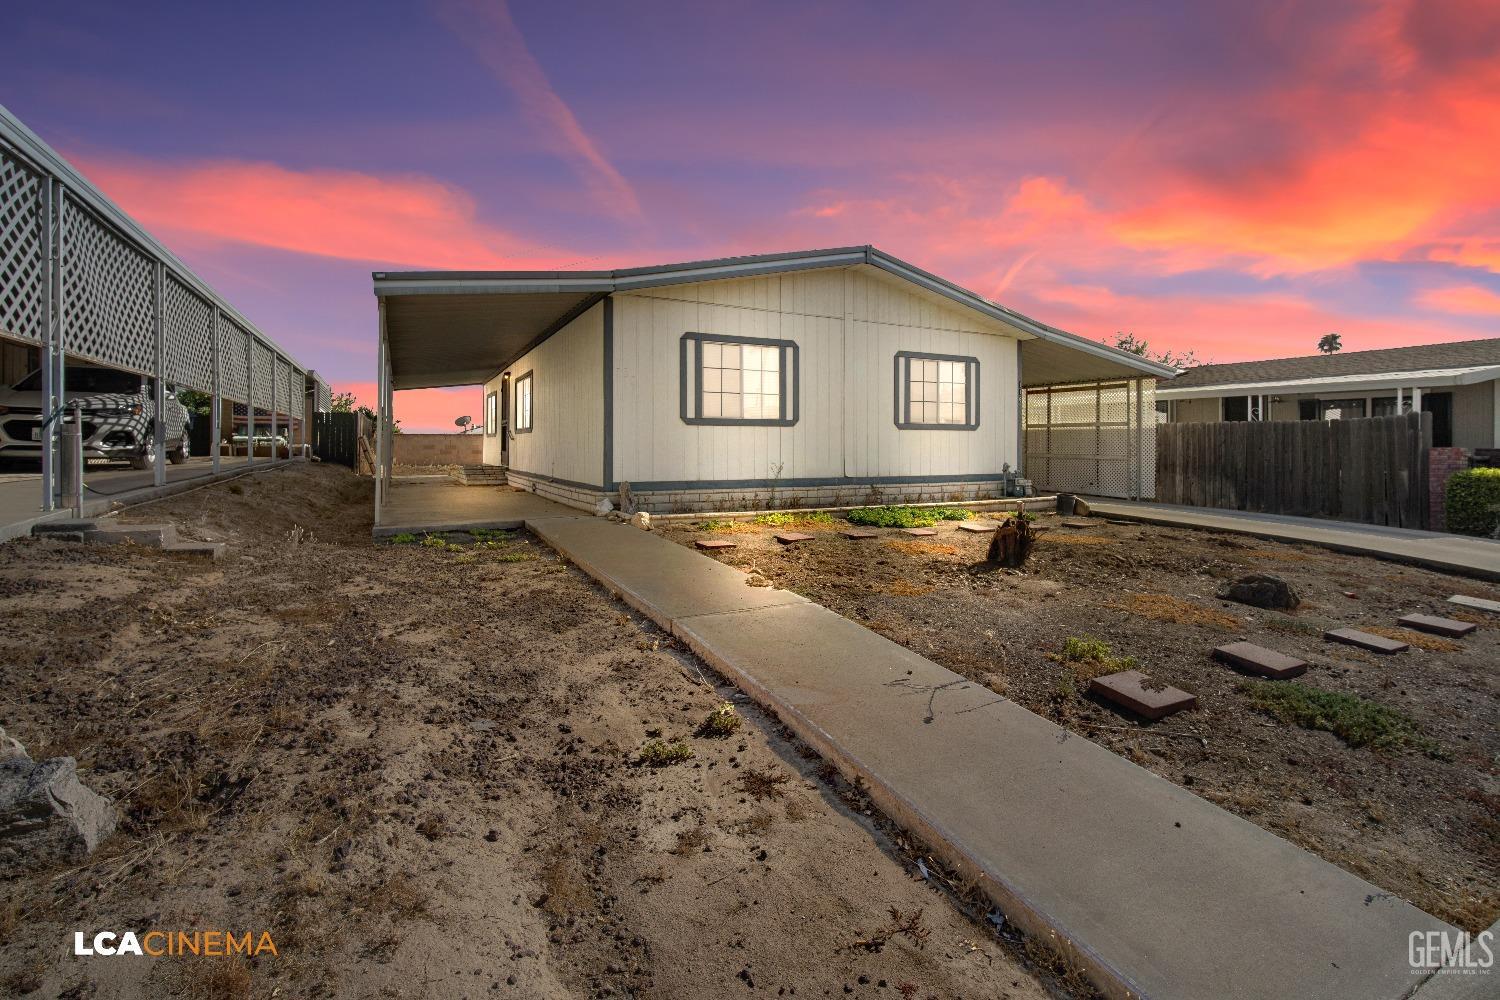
[{"xmin": 4, "ymin": 0, "xmax": 1498, "ymax": 430}]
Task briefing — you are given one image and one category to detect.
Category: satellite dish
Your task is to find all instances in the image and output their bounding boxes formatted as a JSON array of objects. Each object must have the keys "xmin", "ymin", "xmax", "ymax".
[{"xmin": 455, "ymin": 415, "xmax": 472, "ymax": 429}]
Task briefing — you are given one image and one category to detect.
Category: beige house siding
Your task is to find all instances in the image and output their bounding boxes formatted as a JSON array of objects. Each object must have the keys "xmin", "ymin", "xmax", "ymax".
[
  {"xmin": 1450, "ymin": 381, "xmax": 1494, "ymax": 451},
  {"xmin": 497, "ymin": 301, "xmax": 605, "ymax": 487}
]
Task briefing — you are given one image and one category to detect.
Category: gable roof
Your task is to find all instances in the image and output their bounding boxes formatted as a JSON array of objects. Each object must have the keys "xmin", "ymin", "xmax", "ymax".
[
  {"xmin": 1169, "ymin": 338, "xmax": 1500, "ymax": 390},
  {"xmin": 374, "ymin": 246, "xmax": 1177, "ymax": 389}
]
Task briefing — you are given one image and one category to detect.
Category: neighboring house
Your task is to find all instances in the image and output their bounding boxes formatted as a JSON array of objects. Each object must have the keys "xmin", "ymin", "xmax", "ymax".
[
  {"xmin": 371, "ymin": 247, "xmax": 1173, "ymax": 516},
  {"xmin": 1156, "ymin": 338, "xmax": 1500, "ymax": 450}
]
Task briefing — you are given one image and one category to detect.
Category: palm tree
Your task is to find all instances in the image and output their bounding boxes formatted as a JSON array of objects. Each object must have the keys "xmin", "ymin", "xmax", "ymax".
[{"xmin": 1318, "ymin": 332, "xmax": 1343, "ymax": 354}]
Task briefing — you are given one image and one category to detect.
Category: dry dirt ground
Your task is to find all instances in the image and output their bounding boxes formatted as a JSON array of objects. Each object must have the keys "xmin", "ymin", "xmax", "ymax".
[
  {"xmin": 0, "ymin": 465, "xmax": 1062, "ymax": 1000},
  {"xmin": 659, "ymin": 511, "xmax": 1500, "ymax": 934}
]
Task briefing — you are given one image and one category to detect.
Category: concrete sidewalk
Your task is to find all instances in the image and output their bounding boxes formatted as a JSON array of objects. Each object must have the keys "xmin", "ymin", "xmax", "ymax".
[
  {"xmin": 1088, "ymin": 499, "xmax": 1500, "ymax": 580},
  {"xmin": 526, "ymin": 516, "xmax": 1454, "ymax": 1000}
]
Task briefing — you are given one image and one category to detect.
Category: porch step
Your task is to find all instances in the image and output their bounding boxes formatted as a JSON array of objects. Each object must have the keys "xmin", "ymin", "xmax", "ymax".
[
  {"xmin": 454, "ymin": 465, "xmax": 510, "ymax": 486},
  {"xmin": 162, "ymin": 541, "xmax": 226, "ymax": 562},
  {"xmin": 82, "ymin": 523, "xmax": 178, "ymax": 548}
]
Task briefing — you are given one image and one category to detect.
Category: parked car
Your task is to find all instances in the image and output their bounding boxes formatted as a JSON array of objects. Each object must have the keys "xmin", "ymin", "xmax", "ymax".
[{"xmin": 0, "ymin": 364, "xmax": 192, "ymax": 469}]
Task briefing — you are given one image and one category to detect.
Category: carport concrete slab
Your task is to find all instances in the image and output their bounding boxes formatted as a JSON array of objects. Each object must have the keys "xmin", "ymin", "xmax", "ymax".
[
  {"xmin": 526, "ymin": 517, "xmax": 807, "ymax": 624},
  {"xmin": 672, "ymin": 600, "xmax": 1451, "ymax": 1000},
  {"xmin": 376, "ymin": 480, "xmax": 578, "ymax": 537}
]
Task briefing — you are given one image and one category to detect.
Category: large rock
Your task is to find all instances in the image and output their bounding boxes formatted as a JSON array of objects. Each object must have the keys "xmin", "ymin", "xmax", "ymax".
[
  {"xmin": 0, "ymin": 726, "xmax": 25, "ymax": 763},
  {"xmin": 0, "ymin": 756, "xmax": 118, "ymax": 870},
  {"xmin": 1218, "ymin": 573, "xmax": 1301, "ymax": 610}
]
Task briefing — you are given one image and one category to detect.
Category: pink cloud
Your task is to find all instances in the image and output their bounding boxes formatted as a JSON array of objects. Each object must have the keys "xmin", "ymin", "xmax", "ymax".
[{"xmin": 1419, "ymin": 284, "xmax": 1500, "ymax": 317}]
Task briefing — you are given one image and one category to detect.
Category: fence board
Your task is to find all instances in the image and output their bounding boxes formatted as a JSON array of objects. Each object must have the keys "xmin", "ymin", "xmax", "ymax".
[{"xmin": 1155, "ymin": 412, "xmax": 1429, "ymax": 528}]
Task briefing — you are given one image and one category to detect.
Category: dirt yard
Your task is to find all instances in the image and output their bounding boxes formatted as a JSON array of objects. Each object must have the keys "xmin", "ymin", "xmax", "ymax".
[
  {"xmin": 659, "ymin": 510, "xmax": 1500, "ymax": 933},
  {"xmin": 0, "ymin": 465, "xmax": 1062, "ymax": 1000}
]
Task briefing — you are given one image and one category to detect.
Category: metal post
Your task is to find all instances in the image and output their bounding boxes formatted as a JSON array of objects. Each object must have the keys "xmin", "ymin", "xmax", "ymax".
[
  {"xmin": 151, "ymin": 263, "xmax": 166, "ymax": 487},
  {"xmin": 374, "ymin": 327, "xmax": 386, "ymax": 525},
  {"xmin": 245, "ymin": 336, "xmax": 255, "ymax": 466},
  {"xmin": 210, "ymin": 307, "xmax": 221, "ymax": 474},
  {"xmin": 270, "ymin": 354, "xmax": 279, "ymax": 462},
  {"xmin": 39, "ymin": 177, "xmax": 55, "ymax": 512}
]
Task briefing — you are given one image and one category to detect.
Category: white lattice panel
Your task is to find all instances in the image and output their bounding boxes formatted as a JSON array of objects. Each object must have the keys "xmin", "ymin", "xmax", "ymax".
[
  {"xmin": 1024, "ymin": 379, "xmax": 1156, "ymax": 500},
  {"xmin": 61, "ymin": 199, "xmax": 154, "ymax": 374},
  {"xmin": 315, "ymin": 378, "xmax": 331, "ymax": 413},
  {"xmin": 287, "ymin": 367, "xmax": 305, "ymax": 420},
  {"xmin": 0, "ymin": 149, "xmax": 45, "ymax": 343},
  {"xmin": 251, "ymin": 339, "xmax": 273, "ymax": 410},
  {"xmin": 163, "ymin": 272, "xmax": 214, "ymax": 392},
  {"xmin": 218, "ymin": 316, "xmax": 249, "ymax": 402}
]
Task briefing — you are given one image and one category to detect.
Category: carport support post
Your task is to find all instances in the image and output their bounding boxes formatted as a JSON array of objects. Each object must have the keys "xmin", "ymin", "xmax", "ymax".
[
  {"xmin": 210, "ymin": 307, "xmax": 221, "ymax": 474},
  {"xmin": 152, "ymin": 262, "xmax": 166, "ymax": 488},
  {"xmin": 374, "ymin": 326, "xmax": 386, "ymax": 525},
  {"xmin": 270, "ymin": 354, "xmax": 279, "ymax": 462},
  {"xmin": 39, "ymin": 177, "xmax": 57, "ymax": 512},
  {"xmin": 245, "ymin": 336, "xmax": 255, "ymax": 466}
]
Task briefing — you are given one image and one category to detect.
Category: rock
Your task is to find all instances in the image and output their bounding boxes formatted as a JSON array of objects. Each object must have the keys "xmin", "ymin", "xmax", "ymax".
[
  {"xmin": 629, "ymin": 511, "xmax": 652, "ymax": 531},
  {"xmin": 0, "ymin": 756, "xmax": 118, "ymax": 870},
  {"xmin": 0, "ymin": 726, "xmax": 27, "ymax": 763},
  {"xmin": 1218, "ymin": 573, "xmax": 1300, "ymax": 610},
  {"xmin": 617, "ymin": 482, "xmax": 635, "ymax": 516},
  {"xmin": 594, "ymin": 498, "xmax": 614, "ymax": 517},
  {"xmin": 1073, "ymin": 497, "xmax": 1091, "ymax": 516}
]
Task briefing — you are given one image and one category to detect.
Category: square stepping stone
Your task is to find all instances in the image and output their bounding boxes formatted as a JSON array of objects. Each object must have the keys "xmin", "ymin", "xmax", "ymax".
[
  {"xmin": 1324, "ymin": 628, "xmax": 1407, "ymax": 654},
  {"xmin": 903, "ymin": 528, "xmax": 939, "ymax": 537},
  {"xmin": 1212, "ymin": 641, "xmax": 1308, "ymax": 679},
  {"xmin": 1089, "ymin": 670, "xmax": 1197, "ymax": 721},
  {"xmin": 1396, "ymin": 613, "xmax": 1476, "ymax": 638},
  {"xmin": 695, "ymin": 539, "xmax": 736, "ymax": 551},
  {"xmin": 774, "ymin": 532, "xmax": 814, "ymax": 544},
  {"xmin": 956, "ymin": 521, "xmax": 995, "ymax": 533},
  {"xmin": 840, "ymin": 529, "xmax": 879, "ymax": 540},
  {"xmin": 1448, "ymin": 594, "xmax": 1500, "ymax": 614}
]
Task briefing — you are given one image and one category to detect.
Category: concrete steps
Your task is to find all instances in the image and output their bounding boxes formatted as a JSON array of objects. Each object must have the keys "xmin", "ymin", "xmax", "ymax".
[{"xmin": 454, "ymin": 465, "xmax": 509, "ymax": 486}]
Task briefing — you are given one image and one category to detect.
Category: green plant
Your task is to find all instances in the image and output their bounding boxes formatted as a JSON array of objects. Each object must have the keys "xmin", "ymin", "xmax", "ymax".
[
  {"xmin": 420, "ymin": 535, "xmax": 449, "ymax": 549},
  {"xmin": 1050, "ymin": 635, "xmax": 1137, "ymax": 681},
  {"xmin": 1445, "ymin": 467, "xmax": 1500, "ymax": 536},
  {"xmin": 753, "ymin": 510, "xmax": 836, "ymax": 528},
  {"xmin": 845, "ymin": 505, "xmax": 973, "ymax": 528},
  {"xmin": 639, "ymin": 739, "xmax": 694, "ymax": 766},
  {"xmin": 698, "ymin": 702, "xmax": 743, "ymax": 737},
  {"xmin": 1241, "ymin": 681, "xmax": 1431, "ymax": 751},
  {"xmin": 469, "ymin": 527, "xmax": 514, "ymax": 541},
  {"xmin": 386, "ymin": 532, "xmax": 418, "ymax": 545},
  {"xmin": 697, "ymin": 518, "xmax": 738, "ymax": 531},
  {"xmin": 494, "ymin": 552, "xmax": 537, "ymax": 563}
]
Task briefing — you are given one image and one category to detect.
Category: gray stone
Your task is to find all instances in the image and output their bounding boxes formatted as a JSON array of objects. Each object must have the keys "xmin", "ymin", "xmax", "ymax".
[
  {"xmin": 162, "ymin": 541, "xmax": 225, "ymax": 562},
  {"xmin": 32, "ymin": 519, "xmax": 99, "ymax": 536},
  {"xmin": 83, "ymin": 523, "xmax": 177, "ymax": 548},
  {"xmin": 1218, "ymin": 574, "xmax": 1300, "ymax": 610},
  {"xmin": 629, "ymin": 511, "xmax": 652, "ymax": 531},
  {"xmin": 0, "ymin": 756, "xmax": 117, "ymax": 870},
  {"xmin": 0, "ymin": 726, "xmax": 27, "ymax": 763}
]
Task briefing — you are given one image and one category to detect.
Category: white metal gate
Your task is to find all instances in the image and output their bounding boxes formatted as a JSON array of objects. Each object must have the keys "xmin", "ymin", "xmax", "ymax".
[{"xmin": 1024, "ymin": 379, "xmax": 1156, "ymax": 499}]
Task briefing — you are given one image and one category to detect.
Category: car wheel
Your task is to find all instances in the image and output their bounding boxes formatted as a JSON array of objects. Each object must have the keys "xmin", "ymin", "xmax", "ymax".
[
  {"xmin": 128, "ymin": 440, "xmax": 157, "ymax": 470},
  {"xmin": 168, "ymin": 434, "xmax": 189, "ymax": 465}
]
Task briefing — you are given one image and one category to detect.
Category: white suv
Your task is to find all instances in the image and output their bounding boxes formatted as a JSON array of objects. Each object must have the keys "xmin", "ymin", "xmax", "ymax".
[{"xmin": 0, "ymin": 364, "xmax": 192, "ymax": 469}]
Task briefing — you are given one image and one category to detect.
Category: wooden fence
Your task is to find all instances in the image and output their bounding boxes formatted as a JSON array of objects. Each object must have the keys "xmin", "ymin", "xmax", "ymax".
[
  {"xmin": 312, "ymin": 411, "xmax": 360, "ymax": 468},
  {"xmin": 1155, "ymin": 411, "xmax": 1431, "ymax": 528}
]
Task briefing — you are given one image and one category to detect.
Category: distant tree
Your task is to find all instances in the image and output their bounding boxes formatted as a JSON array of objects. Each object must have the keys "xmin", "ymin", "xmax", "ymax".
[
  {"xmin": 330, "ymin": 389, "xmax": 400, "ymax": 433},
  {"xmin": 1318, "ymin": 332, "xmax": 1343, "ymax": 354},
  {"xmin": 177, "ymin": 389, "xmax": 212, "ymax": 416},
  {"xmin": 1110, "ymin": 332, "xmax": 1201, "ymax": 370}
]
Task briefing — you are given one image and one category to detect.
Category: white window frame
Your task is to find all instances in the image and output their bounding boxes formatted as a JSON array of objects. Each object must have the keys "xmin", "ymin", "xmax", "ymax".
[{"xmin": 485, "ymin": 390, "xmax": 498, "ymax": 436}]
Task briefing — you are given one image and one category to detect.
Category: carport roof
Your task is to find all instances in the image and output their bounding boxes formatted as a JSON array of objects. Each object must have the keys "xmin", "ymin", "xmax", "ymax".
[{"xmin": 373, "ymin": 246, "xmax": 1178, "ymax": 390}]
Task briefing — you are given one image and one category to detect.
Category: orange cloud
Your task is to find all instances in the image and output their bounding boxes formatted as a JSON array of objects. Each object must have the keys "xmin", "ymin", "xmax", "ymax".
[
  {"xmin": 72, "ymin": 154, "xmax": 569, "ymax": 269},
  {"xmin": 1419, "ymin": 284, "xmax": 1500, "ymax": 316},
  {"xmin": 337, "ymin": 383, "xmax": 485, "ymax": 434}
]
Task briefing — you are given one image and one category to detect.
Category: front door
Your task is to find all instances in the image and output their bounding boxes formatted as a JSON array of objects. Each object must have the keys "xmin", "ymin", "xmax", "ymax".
[
  {"xmin": 499, "ymin": 376, "xmax": 511, "ymax": 467},
  {"xmin": 1422, "ymin": 392, "xmax": 1453, "ymax": 448}
]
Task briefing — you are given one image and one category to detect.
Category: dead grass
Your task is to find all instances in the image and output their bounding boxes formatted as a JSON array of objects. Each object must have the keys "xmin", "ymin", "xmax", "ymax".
[
  {"xmin": 1240, "ymin": 548, "xmax": 1316, "ymax": 562},
  {"xmin": 881, "ymin": 580, "xmax": 936, "ymax": 597},
  {"xmin": 737, "ymin": 767, "xmax": 790, "ymax": 801},
  {"xmin": 1362, "ymin": 625, "xmax": 1463, "ymax": 653},
  {"xmin": 1107, "ymin": 592, "xmax": 1242, "ymax": 630},
  {"xmin": 183, "ymin": 958, "xmax": 252, "ymax": 1000},
  {"xmin": 1041, "ymin": 534, "xmax": 1115, "ymax": 545},
  {"xmin": 670, "ymin": 826, "xmax": 712, "ymax": 856},
  {"xmin": 883, "ymin": 539, "xmax": 959, "ymax": 557}
]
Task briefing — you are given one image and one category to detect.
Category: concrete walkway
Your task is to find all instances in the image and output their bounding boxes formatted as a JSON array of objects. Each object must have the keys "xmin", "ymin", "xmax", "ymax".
[
  {"xmin": 1089, "ymin": 499, "xmax": 1500, "ymax": 580},
  {"xmin": 524, "ymin": 515, "xmax": 1454, "ymax": 1000},
  {"xmin": 374, "ymin": 478, "xmax": 578, "ymax": 537}
]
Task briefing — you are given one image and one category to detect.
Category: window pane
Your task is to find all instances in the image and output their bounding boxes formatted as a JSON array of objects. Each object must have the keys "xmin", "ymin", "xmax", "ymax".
[
  {"xmin": 722, "ymin": 344, "xmax": 741, "ymax": 369},
  {"xmin": 721, "ymin": 369, "xmax": 741, "ymax": 393},
  {"xmin": 938, "ymin": 382, "xmax": 953, "ymax": 403},
  {"xmin": 703, "ymin": 367, "xmax": 721, "ymax": 392},
  {"xmin": 744, "ymin": 370, "xmax": 762, "ymax": 394},
  {"xmin": 952, "ymin": 366, "xmax": 966, "ymax": 390},
  {"xmin": 762, "ymin": 350, "xmax": 778, "ymax": 373},
  {"xmin": 721, "ymin": 394, "xmax": 741, "ymax": 418},
  {"xmin": 702, "ymin": 393, "xmax": 721, "ymax": 417},
  {"xmin": 911, "ymin": 380, "xmax": 926, "ymax": 403},
  {"xmin": 702, "ymin": 342, "xmax": 721, "ymax": 367}
]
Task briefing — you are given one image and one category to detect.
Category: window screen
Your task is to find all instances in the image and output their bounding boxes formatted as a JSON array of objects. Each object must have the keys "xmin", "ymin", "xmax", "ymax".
[
  {"xmin": 680, "ymin": 333, "xmax": 798, "ymax": 426},
  {"xmin": 894, "ymin": 352, "xmax": 979, "ymax": 430}
]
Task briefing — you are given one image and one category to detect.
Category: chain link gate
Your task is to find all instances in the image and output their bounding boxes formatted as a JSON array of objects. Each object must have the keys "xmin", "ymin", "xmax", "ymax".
[{"xmin": 1024, "ymin": 378, "xmax": 1156, "ymax": 500}]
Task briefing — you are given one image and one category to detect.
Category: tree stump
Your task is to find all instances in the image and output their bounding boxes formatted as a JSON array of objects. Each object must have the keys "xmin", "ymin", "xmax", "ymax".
[{"xmin": 985, "ymin": 514, "xmax": 1045, "ymax": 568}]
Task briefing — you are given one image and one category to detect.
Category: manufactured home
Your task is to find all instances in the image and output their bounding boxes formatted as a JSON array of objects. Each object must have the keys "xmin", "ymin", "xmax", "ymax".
[{"xmin": 371, "ymin": 247, "xmax": 1174, "ymax": 519}]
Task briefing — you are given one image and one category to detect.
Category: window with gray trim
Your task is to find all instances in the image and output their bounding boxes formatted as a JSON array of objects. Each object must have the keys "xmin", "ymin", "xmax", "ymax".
[
  {"xmin": 894, "ymin": 352, "xmax": 979, "ymax": 429},
  {"xmin": 514, "ymin": 371, "xmax": 533, "ymax": 433},
  {"xmin": 485, "ymin": 391, "xmax": 498, "ymax": 436},
  {"xmin": 680, "ymin": 333, "xmax": 798, "ymax": 426}
]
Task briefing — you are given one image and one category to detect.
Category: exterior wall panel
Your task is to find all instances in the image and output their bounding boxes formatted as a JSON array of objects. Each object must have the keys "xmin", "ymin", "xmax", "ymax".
[{"xmin": 504, "ymin": 301, "xmax": 604, "ymax": 487}]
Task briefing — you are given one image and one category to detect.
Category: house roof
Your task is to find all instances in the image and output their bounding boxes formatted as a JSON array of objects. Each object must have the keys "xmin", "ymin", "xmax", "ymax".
[
  {"xmin": 1167, "ymin": 338, "xmax": 1500, "ymax": 391},
  {"xmin": 373, "ymin": 246, "xmax": 1178, "ymax": 390}
]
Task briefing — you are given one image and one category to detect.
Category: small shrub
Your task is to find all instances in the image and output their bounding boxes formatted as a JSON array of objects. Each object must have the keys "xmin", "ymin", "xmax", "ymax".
[
  {"xmin": 639, "ymin": 739, "xmax": 694, "ymax": 766},
  {"xmin": 494, "ymin": 552, "xmax": 537, "ymax": 563},
  {"xmin": 845, "ymin": 505, "xmax": 973, "ymax": 528},
  {"xmin": 387, "ymin": 532, "xmax": 418, "ymax": 545},
  {"xmin": 1445, "ymin": 467, "xmax": 1500, "ymax": 536},
  {"xmin": 420, "ymin": 535, "xmax": 449, "ymax": 549},
  {"xmin": 754, "ymin": 510, "xmax": 836, "ymax": 528},
  {"xmin": 1050, "ymin": 635, "xmax": 1137, "ymax": 681},
  {"xmin": 1241, "ymin": 681, "xmax": 1430, "ymax": 750},
  {"xmin": 698, "ymin": 702, "xmax": 742, "ymax": 737}
]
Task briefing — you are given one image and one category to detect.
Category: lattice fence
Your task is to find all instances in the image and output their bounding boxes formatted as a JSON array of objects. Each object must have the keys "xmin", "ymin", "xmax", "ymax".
[
  {"xmin": 218, "ymin": 315, "xmax": 249, "ymax": 403},
  {"xmin": 0, "ymin": 148, "xmax": 45, "ymax": 344},
  {"xmin": 251, "ymin": 340, "xmax": 274, "ymax": 411},
  {"xmin": 60, "ymin": 199, "xmax": 155, "ymax": 374},
  {"xmin": 284, "ymin": 365, "xmax": 304, "ymax": 420},
  {"xmin": 314, "ymin": 378, "xmax": 331, "ymax": 413},
  {"xmin": 1024, "ymin": 379, "xmax": 1156, "ymax": 500},
  {"xmin": 163, "ymin": 273, "xmax": 214, "ymax": 392}
]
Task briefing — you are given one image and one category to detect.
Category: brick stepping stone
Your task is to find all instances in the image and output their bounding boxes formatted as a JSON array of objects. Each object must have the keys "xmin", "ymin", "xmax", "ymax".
[
  {"xmin": 774, "ymin": 532, "xmax": 814, "ymax": 544},
  {"xmin": 1089, "ymin": 670, "xmax": 1197, "ymax": 721},
  {"xmin": 840, "ymin": 529, "xmax": 879, "ymax": 540},
  {"xmin": 1324, "ymin": 627, "xmax": 1407, "ymax": 654},
  {"xmin": 1448, "ymin": 594, "xmax": 1500, "ymax": 614},
  {"xmin": 903, "ymin": 528, "xmax": 939, "ymax": 537},
  {"xmin": 1212, "ymin": 641, "xmax": 1307, "ymax": 679},
  {"xmin": 695, "ymin": 539, "xmax": 736, "ymax": 551},
  {"xmin": 1396, "ymin": 613, "xmax": 1476, "ymax": 638},
  {"xmin": 956, "ymin": 521, "xmax": 995, "ymax": 533}
]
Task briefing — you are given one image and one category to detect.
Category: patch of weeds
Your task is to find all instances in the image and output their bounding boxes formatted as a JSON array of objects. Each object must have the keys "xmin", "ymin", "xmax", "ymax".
[
  {"xmin": 469, "ymin": 527, "xmax": 513, "ymax": 540},
  {"xmin": 846, "ymin": 505, "xmax": 973, "ymax": 528},
  {"xmin": 1107, "ymin": 593, "xmax": 1241, "ymax": 630},
  {"xmin": 881, "ymin": 580, "xmax": 937, "ymax": 597},
  {"xmin": 361, "ymin": 873, "xmax": 430, "ymax": 921},
  {"xmin": 1041, "ymin": 533, "xmax": 1115, "ymax": 545},
  {"xmin": 227, "ymin": 483, "xmax": 245, "ymax": 496},
  {"xmin": 1048, "ymin": 635, "xmax": 1137, "ymax": 682},
  {"xmin": 698, "ymin": 702, "xmax": 742, "ymax": 737},
  {"xmin": 183, "ymin": 957, "xmax": 252, "ymax": 1000},
  {"xmin": 853, "ymin": 907, "xmax": 931, "ymax": 952},
  {"xmin": 386, "ymin": 532, "xmax": 418, "ymax": 545},
  {"xmin": 420, "ymin": 535, "xmax": 449, "ymax": 549},
  {"xmin": 1362, "ymin": 625, "xmax": 1461, "ymax": 653},
  {"xmin": 493, "ymin": 552, "xmax": 538, "ymax": 563},
  {"xmin": 695, "ymin": 518, "xmax": 756, "ymax": 533},
  {"xmin": 639, "ymin": 739, "xmax": 694, "ymax": 766},
  {"xmin": 883, "ymin": 539, "xmax": 959, "ymax": 557},
  {"xmin": 753, "ymin": 510, "xmax": 836, "ymax": 528},
  {"xmin": 669, "ymin": 826, "xmax": 711, "ymax": 855},
  {"xmin": 737, "ymin": 766, "xmax": 790, "ymax": 801},
  {"xmin": 1240, "ymin": 680, "xmax": 1434, "ymax": 751}
]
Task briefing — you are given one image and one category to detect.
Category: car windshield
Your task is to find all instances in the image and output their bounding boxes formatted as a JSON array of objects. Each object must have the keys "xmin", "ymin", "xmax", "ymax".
[{"xmin": 11, "ymin": 368, "xmax": 141, "ymax": 394}]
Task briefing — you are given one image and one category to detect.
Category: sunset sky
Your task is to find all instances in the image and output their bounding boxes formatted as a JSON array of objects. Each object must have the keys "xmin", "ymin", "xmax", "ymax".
[{"xmin": 3, "ymin": 0, "xmax": 1498, "ymax": 431}]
